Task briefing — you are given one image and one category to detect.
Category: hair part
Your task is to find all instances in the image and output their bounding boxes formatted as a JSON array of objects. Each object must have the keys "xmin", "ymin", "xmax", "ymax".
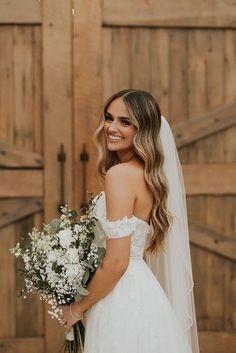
[{"xmin": 93, "ymin": 89, "xmax": 173, "ymax": 254}]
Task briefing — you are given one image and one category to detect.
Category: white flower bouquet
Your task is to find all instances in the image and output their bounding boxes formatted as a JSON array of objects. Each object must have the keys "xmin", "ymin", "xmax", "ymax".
[{"xmin": 10, "ymin": 194, "xmax": 105, "ymax": 353}]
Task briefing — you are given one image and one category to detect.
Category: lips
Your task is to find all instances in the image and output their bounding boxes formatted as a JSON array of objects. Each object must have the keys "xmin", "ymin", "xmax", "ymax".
[{"xmin": 107, "ymin": 134, "xmax": 123, "ymax": 142}]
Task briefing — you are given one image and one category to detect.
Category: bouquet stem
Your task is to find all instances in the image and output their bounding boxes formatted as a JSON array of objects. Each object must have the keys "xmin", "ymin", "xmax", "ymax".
[{"xmin": 65, "ymin": 321, "xmax": 85, "ymax": 353}]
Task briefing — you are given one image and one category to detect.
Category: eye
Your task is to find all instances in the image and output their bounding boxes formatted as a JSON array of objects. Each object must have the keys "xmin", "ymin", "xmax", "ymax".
[
  {"xmin": 121, "ymin": 120, "xmax": 131, "ymax": 126},
  {"xmin": 104, "ymin": 114, "xmax": 113, "ymax": 122}
]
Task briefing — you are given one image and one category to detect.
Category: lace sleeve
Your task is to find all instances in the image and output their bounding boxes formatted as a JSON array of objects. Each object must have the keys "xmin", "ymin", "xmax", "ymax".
[{"xmin": 98, "ymin": 216, "xmax": 137, "ymax": 239}]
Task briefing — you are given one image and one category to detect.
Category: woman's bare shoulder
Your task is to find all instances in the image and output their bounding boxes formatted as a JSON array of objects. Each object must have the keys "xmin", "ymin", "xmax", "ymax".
[{"xmin": 106, "ymin": 161, "xmax": 143, "ymax": 181}]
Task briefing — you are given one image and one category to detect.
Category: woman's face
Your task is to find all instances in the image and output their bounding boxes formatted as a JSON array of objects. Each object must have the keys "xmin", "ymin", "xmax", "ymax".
[{"xmin": 103, "ymin": 98, "xmax": 137, "ymax": 155}]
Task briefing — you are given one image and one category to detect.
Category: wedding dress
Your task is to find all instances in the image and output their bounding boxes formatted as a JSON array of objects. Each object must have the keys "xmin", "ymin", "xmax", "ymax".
[{"xmin": 83, "ymin": 190, "xmax": 193, "ymax": 353}]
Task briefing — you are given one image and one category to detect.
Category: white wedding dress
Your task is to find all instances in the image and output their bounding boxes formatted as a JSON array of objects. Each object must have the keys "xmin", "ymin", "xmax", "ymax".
[{"xmin": 84, "ymin": 191, "xmax": 192, "ymax": 353}]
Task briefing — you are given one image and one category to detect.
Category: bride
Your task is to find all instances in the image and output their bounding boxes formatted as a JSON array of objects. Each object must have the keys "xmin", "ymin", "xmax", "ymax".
[{"xmin": 61, "ymin": 89, "xmax": 200, "ymax": 353}]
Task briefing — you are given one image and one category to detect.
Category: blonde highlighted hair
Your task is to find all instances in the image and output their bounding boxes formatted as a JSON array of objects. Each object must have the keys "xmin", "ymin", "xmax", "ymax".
[{"xmin": 93, "ymin": 89, "xmax": 172, "ymax": 254}]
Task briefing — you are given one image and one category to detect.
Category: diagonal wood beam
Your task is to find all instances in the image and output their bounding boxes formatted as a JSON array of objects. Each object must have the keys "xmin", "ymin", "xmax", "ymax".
[
  {"xmin": 0, "ymin": 141, "xmax": 43, "ymax": 168},
  {"xmin": 0, "ymin": 198, "xmax": 43, "ymax": 229},
  {"xmin": 189, "ymin": 218, "xmax": 236, "ymax": 262},
  {"xmin": 172, "ymin": 101, "xmax": 236, "ymax": 148}
]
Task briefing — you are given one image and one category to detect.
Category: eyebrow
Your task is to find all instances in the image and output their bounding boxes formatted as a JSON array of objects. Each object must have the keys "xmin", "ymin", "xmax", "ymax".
[{"xmin": 106, "ymin": 111, "xmax": 130, "ymax": 120}]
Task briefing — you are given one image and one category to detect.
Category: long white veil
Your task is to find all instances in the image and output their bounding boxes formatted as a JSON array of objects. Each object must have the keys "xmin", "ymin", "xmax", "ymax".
[{"xmin": 146, "ymin": 116, "xmax": 200, "ymax": 353}]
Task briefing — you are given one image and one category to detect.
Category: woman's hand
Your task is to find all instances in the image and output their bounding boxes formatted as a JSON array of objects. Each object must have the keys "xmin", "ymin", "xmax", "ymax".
[{"xmin": 59, "ymin": 302, "xmax": 84, "ymax": 334}]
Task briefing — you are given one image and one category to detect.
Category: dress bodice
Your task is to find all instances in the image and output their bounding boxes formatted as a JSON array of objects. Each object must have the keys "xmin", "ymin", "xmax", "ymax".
[{"xmin": 92, "ymin": 191, "xmax": 151, "ymax": 260}]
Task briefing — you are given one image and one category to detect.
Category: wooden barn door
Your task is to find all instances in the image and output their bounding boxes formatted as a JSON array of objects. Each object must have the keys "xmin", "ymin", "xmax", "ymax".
[
  {"xmin": 0, "ymin": 1, "xmax": 73, "ymax": 353},
  {"xmin": 73, "ymin": 1, "xmax": 236, "ymax": 353}
]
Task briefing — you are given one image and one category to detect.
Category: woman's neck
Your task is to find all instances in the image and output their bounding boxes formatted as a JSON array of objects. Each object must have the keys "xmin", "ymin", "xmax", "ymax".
[{"xmin": 117, "ymin": 150, "xmax": 136, "ymax": 163}]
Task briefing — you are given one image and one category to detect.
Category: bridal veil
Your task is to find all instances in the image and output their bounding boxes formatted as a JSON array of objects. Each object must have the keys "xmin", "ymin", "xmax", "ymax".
[{"xmin": 146, "ymin": 116, "xmax": 200, "ymax": 353}]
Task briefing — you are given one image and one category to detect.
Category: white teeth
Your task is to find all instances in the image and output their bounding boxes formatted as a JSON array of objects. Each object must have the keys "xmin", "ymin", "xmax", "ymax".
[{"xmin": 108, "ymin": 135, "xmax": 122, "ymax": 141}]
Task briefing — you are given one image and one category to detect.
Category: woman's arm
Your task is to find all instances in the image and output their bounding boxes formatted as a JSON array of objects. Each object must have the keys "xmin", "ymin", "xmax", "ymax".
[{"xmin": 61, "ymin": 164, "xmax": 137, "ymax": 329}]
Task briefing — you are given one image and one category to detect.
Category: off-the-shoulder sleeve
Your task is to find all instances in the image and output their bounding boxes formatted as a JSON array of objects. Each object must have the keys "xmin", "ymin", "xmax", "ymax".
[{"xmin": 98, "ymin": 216, "xmax": 137, "ymax": 239}]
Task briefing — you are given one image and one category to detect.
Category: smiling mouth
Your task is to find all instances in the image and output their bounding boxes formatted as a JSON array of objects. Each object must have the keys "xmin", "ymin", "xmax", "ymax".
[{"xmin": 107, "ymin": 134, "xmax": 123, "ymax": 142}]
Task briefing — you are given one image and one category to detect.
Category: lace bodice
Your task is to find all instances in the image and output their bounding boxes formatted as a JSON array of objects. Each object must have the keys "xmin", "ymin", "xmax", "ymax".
[{"xmin": 92, "ymin": 191, "xmax": 151, "ymax": 260}]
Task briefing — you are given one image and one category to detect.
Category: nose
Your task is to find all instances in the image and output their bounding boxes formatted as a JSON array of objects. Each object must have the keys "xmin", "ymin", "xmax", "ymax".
[{"xmin": 108, "ymin": 120, "xmax": 119, "ymax": 132}]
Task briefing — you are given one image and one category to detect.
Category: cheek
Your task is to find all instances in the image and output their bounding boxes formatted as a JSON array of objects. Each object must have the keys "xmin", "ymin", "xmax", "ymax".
[{"xmin": 126, "ymin": 127, "xmax": 137, "ymax": 140}]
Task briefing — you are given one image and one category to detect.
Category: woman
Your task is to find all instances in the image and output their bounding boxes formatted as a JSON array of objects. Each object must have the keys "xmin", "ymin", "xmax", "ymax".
[{"xmin": 61, "ymin": 89, "xmax": 199, "ymax": 353}]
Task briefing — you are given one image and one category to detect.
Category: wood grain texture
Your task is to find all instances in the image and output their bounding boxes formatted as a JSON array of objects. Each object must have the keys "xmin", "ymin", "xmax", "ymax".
[
  {"xmin": 0, "ymin": 0, "xmax": 41, "ymax": 24},
  {"xmin": 0, "ymin": 26, "xmax": 14, "ymax": 143},
  {"xmin": 0, "ymin": 198, "xmax": 43, "ymax": 228},
  {"xmin": 0, "ymin": 224, "xmax": 16, "ymax": 338},
  {"xmin": 189, "ymin": 218, "xmax": 236, "ymax": 261},
  {"xmin": 103, "ymin": 0, "xmax": 236, "ymax": 27},
  {"xmin": 112, "ymin": 28, "xmax": 131, "ymax": 92},
  {"xmin": 0, "ymin": 338, "xmax": 44, "ymax": 353},
  {"xmin": 150, "ymin": 29, "xmax": 170, "ymax": 118},
  {"xmin": 131, "ymin": 28, "xmax": 150, "ymax": 91},
  {"xmin": 182, "ymin": 164, "xmax": 236, "ymax": 195},
  {"xmin": 173, "ymin": 101, "xmax": 236, "ymax": 149},
  {"xmin": 73, "ymin": 0, "xmax": 103, "ymax": 207},
  {"xmin": 0, "ymin": 141, "xmax": 43, "ymax": 168},
  {"xmin": 42, "ymin": 1, "xmax": 73, "ymax": 351},
  {"xmin": 199, "ymin": 331, "xmax": 236, "ymax": 353},
  {"xmin": 0, "ymin": 170, "xmax": 43, "ymax": 197}
]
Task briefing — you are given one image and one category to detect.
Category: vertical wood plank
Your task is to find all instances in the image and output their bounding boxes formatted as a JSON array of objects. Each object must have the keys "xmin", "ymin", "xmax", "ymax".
[
  {"xmin": 73, "ymin": 0, "xmax": 103, "ymax": 206},
  {"xmin": 13, "ymin": 26, "xmax": 34, "ymax": 150},
  {"xmin": 112, "ymin": 27, "xmax": 131, "ymax": 92},
  {"xmin": 0, "ymin": 26, "xmax": 14, "ymax": 143},
  {"xmin": 103, "ymin": 27, "xmax": 113, "ymax": 101},
  {"xmin": 131, "ymin": 28, "xmax": 150, "ymax": 91},
  {"xmin": 169, "ymin": 30, "xmax": 188, "ymax": 124},
  {"xmin": 32, "ymin": 26, "xmax": 43, "ymax": 154},
  {"xmin": 223, "ymin": 30, "xmax": 236, "ymax": 332},
  {"xmin": 206, "ymin": 197, "xmax": 226, "ymax": 330},
  {"xmin": 43, "ymin": 1, "xmax": 73, "ymax": 352},
  {"xmin": 186, "ymin": 29, "xmax": 208, "ymax": 163},
  {"xmin": 150, "ymin": 29, "xmax": 170, "ymax": 118},
  {"xmin": 0, "ymin": 225, "xmax": 16, "ymax": 338}
]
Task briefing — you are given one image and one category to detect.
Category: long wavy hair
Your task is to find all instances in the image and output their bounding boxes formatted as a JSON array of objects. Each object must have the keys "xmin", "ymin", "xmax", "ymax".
[{"xmin": 93, "ymin": 89, "xmax": 172, "ymax": 254}]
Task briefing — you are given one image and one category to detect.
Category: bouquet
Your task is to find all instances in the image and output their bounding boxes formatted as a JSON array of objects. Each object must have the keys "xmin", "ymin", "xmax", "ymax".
[{"xmin": 10, "ymin": 194, "xmax": 105, "ymax": 353}]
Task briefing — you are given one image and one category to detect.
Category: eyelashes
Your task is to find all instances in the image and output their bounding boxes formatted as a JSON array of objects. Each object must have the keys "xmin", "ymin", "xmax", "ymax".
[{"xmin": 104, "ymin": 115, "xmax": 131, "ymax": 126}]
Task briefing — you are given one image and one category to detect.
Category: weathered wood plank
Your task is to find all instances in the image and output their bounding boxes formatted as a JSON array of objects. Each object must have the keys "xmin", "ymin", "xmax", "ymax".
[
  {"xmin": 73, "ymin": 0, "xmax": 103, "ymax": 208},
  {"xmin": 43, "ymin": 1, "xmax": 73, "ymax": 352},
  {"xmin": 189, "ymin": 218, "xmax": 236, "ymax": 262},
  {"xmin": 174, "ymin": 101, "xmax": 236, "ymax": 149},
  {"xmin": 102, "ymin": 28, "xmax": 112, "ymax": 101},
  {"xmin": 103, "ymin": 0, "xmax": 236, "ymax": 28},
  {"xmin": 32, "ymin": 26, "xmax": 43, "ymax": 154},
  {"xmin": 13, "ymin": 26, "xmax": 34, "ymax": 150},
  {"xmin": 0, "ymin": 0, "xmax": 41, "ymax": 24},
  {"xmin": 199, "ymin": 331, "xmax": 236, "ymax": 353},
  {"xmin": 0, "ymin": 198, "xmax": 43, "ymax": 228},
  {"xmin": 0, "ymin": 170, "xmax": 43, "ymax": 197},
  {"xmin": 169, "ymin": 30, "xmax": 188, "ymax": 125},
  {"xmin": 131, "ymin": 28, "xmax": 150, "ymax": 91},
  {"xmin": 112, "ymin": 28, "xmax": 131, "ymax": 92},
  {"xmin": 0, "ymin": 224, "xmax": 16, "ymax": 338},
  {"xmin": 0, "ymin": 141, "xmax": 43, "ymax": 168},
  {"xmin": 0, "ymin": 26, "xmax": 14, "ymax": 143},
  {"xmin": 150, "ymin": 29, "xmax": 170, "ymax": 118},
  {"xmin": 0, "ymin": 338, "xmax": 44, "ymax": 353},
  {"xmin": 182, "ymin": 164, "xmax": 236, "ymax": 195}
]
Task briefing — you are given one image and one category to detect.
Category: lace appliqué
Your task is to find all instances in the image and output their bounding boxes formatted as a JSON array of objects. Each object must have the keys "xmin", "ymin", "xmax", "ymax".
[{"xmin": 98, "ymin": 216, "xmax": 137, "ymax": 239}]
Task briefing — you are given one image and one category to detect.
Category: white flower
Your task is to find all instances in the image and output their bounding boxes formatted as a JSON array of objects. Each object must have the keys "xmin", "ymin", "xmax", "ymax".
[
  {"xmin": 58, "ymin": 229, "xmax": 74, "ymax": 248},
  {"xmin": 47, "ymin": 250, "xmax": 58, "ymax": 263},
  {"xmin": 65, "ymin": 264, "xmax": 81, "ymax": 279},
  {"xmin": 66, "ymin": 248, "xmax": 79, "ymax": 262}
]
